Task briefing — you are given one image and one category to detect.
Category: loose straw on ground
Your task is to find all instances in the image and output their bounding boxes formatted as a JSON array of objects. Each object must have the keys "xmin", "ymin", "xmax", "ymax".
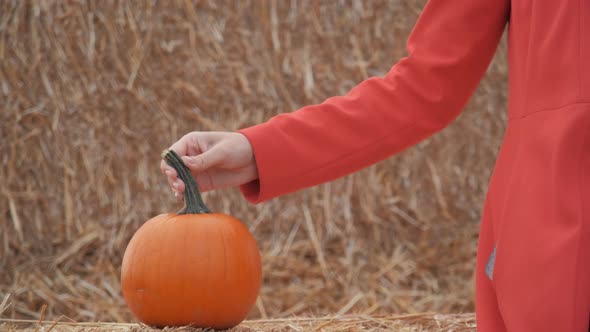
[{"xmin": 1, "ymin": 313, "xmax": 476, "ymax": 331}]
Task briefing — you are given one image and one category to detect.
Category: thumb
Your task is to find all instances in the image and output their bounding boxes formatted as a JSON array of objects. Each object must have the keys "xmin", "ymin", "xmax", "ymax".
[{"xmin": 182, "ymin": 148, "xmax": 224, "ymax": 172}]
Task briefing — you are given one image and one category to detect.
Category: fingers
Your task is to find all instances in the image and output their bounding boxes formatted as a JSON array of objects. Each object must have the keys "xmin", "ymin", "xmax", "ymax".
[
  {"xmin": 181, "ymin": 146, "xmax": 224, "ymax": 173},
  {"xmin": 161, "ymin": 139, "xmax": 189, "ymax": 174},
  {"xmin": 160, "ymin": 133, "xmax": 202, "ymax": 196},
  {"xmin": 161, "ymin": 147, "xmax": 223, "ymax": 199},
  {"xmin": 196, "ymin": 164, "xmax": 259, "ymax": 192},
  {"xmin": 168, "ymin": 133, "xmax": 195, "ymax": 157},
  {"xmin": 169, "ymin": 163, "xmax": 258, "ymax": 203},
  {"xmin": 161, "ymin": 132, "xmax": 240, "ymax": 200},
  {"xmin": 174, "ymin": 171, "xmax": 215, "ymax": 202},
  {"xmin": 160, "ymin": 164, "xmax": 184, "ymax": 198},
  {"xmin": 169, "ymin": 149, "xmax": 223, "ymax": 199}
]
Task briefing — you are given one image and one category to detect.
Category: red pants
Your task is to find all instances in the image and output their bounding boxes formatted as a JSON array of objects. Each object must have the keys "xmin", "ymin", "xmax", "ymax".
[{"xmin": 475, "ymin": 105, "xmax": 590, "ymax": 331}]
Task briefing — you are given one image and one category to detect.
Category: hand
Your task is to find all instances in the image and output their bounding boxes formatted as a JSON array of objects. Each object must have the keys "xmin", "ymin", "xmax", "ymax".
[{"xmin": 160, "ymin": 132, "xmax": 258, "ymax": 201}]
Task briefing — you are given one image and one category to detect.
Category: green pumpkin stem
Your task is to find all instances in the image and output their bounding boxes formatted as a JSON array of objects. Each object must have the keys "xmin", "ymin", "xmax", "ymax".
[{"xmin": 162, "ymin": 149, "xmax": 211, "ymax": 214}]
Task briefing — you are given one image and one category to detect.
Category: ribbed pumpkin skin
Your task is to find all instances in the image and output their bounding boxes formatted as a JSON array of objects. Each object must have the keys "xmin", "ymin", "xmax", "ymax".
[{"xmin": 121, "ymin": 212, "xmax": 262, "ymax": 329}]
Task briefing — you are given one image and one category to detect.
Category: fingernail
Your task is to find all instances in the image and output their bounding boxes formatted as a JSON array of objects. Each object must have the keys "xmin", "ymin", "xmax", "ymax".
[
  {"xmin": 173, "ymin": 182, "xmax": 179, "ymax": 189},
  {"xmin": 174, "ymin": 192, "xmax": 178, "ymax": 198},
  {"xmin": 165, "ymin": 170, "xmax": 171, "ymax": 176}
]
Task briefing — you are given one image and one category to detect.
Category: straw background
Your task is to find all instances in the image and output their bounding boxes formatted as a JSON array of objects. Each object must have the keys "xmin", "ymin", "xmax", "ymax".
[{"xmin": 0, "ymin": 0, "xmax": 508, "ymax": 327}]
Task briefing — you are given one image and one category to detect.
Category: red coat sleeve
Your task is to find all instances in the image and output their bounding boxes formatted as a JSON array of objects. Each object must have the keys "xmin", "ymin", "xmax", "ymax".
[{"xmin": 237, "ymin": 0, "xmax": 509, "ymax": 203}]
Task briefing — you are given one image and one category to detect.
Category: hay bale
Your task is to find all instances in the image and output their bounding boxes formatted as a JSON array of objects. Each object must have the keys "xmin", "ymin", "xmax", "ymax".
[{"xmin": 0, "ymin": 0, "xmax": 507, "ymax": 323}]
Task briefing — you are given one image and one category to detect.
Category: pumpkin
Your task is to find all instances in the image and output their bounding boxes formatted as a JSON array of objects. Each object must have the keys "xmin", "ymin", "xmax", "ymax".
[{"xmin": 121, "ymin": 150, "xmax": 262, "ymax": 329}]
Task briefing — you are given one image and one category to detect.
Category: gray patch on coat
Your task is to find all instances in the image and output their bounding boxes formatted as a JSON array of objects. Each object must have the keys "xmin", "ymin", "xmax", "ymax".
[{"xmin": 485, "ymin": 246, "xmax": 496, "ymax": 280}]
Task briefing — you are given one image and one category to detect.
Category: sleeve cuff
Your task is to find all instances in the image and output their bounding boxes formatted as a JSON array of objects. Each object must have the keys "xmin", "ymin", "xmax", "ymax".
[{"xmin": 236, "ymin": 122, "xmax": 283, "ymax": 204}]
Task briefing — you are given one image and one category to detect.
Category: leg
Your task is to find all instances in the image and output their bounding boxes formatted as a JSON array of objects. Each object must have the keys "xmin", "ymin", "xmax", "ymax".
[
  {"xmin": 490, "ymin": 188, "xmax": 590, "ymax": 331},
  {"xmin": 480, "ymin": 105, "xmax": 590, "ymax": 331},
  {"xmin": 475, "ymin": 201, "xmax": 507, "ymax": 332},
  {"xmin": 491, "ymin": 213, "xmax": 590, "ymax": 332}
]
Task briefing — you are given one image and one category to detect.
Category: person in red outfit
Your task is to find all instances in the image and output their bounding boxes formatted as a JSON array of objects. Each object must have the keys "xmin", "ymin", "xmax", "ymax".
[{"xmin": 161, "ymin": 0, "xmax": 590, "ymax": 330}]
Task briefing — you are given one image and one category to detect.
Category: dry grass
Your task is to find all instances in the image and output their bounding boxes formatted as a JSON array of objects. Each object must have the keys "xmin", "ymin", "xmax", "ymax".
[
  {"xmin": 1, "ymin": 313, "xmax": 476, "ymax": 331},
  {"xmin": 0, "ymin": 0, "xmax": 508, "ymax": 327}
]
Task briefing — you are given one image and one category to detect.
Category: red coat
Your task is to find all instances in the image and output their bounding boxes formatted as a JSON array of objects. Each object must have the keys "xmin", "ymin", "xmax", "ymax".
[{"xmin": 238, "ymin": 0, "xmax": 590, "ymax": 331}]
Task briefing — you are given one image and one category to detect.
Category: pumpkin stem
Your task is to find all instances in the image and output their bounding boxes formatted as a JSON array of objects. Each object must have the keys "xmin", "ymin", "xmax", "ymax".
[{"xmin": 162, "ymin": 149, "xmax": 211, "ymax": 214}]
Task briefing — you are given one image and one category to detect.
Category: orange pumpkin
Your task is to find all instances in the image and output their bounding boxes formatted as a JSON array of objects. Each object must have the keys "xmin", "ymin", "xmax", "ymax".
[{"xmin": 121, "ymin": 150, "xmax": 262, "ymax": 329}]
